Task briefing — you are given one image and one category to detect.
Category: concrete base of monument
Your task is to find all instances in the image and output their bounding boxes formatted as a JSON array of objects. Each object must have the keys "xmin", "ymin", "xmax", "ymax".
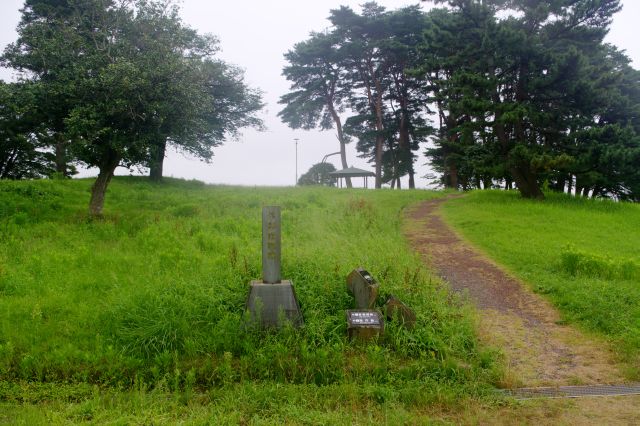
[{"xmin": 245, "ymin": 280, "xmax": 303, "ymax": 328}]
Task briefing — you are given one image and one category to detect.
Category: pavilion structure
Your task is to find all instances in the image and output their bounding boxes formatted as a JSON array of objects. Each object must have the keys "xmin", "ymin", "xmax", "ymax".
[{"xmin": 329, "ymin": 167, "xmax": 376, "ymax": 189}]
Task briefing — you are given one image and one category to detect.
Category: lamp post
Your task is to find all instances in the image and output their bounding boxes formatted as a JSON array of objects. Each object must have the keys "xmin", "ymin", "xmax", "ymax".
[{"xmin": 294, "ymin": 138, "xmax": 299, "ymax": 185}]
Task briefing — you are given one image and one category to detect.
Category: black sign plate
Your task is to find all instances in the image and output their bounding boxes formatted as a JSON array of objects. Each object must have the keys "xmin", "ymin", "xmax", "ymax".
[{"xmin": 347, "ymin": 310, "xmax": 381, "ymax": 326}]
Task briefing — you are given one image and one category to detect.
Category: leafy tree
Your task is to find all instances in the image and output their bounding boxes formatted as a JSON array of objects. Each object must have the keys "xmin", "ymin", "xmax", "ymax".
[
  {"xmin": 330, "ymin": 3, "xmax": 428, "ymax": 189},
  {"xmin": 132, "ymin": 1, "xmax": 263, "ymax": 182},
  {"xmin": 297, "ymin": 162, "xmax": 337, "ymax": 186},
  {"xmin": 2, "ymin": 0, "xmax": 92, "ymax": 176},
  {"xmin": 419, "ymin": 5, "xmax": 498, "ymax": 190},
  {"xmin": 287, "ymin": 0, "xmax": 637, "ymax": 198},
  {"xmin": 422, "ymin": 0, "xmax": 632, "ymax": 199},
  {"xmin": 379, "ymin": 5, "xmax": 431, "ymax": 188},
  {"xmin": 330, "ymin": 3, "xmax": 389, "ymax": 189},
  {"xmin": 3, "ymin": 0, "xmax": 264, "ymax": 214},
  {"xmin": 565, "ymin": 45, "xmax": 640, "ymax": 199},
  {"xmin": 279, "ymin": 32, "xmax": 353, "ymax": 187},
  {"xmin": 492, "ymin": 0, "xmax": 628, "ymax": 199}
]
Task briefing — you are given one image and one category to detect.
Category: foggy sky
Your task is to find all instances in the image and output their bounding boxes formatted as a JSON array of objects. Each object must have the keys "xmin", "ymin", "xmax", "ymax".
[{"xmin": 1, "ymin": 0, "xmax": 639, "ymax": 188}]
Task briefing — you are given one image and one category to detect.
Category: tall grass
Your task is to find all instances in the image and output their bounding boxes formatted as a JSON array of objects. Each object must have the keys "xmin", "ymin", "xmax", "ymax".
[
  {"xmin": 441, "ymin": 190, "xmax": 640, "ymax": 371},
  {"xmin": 0, "ymin": 178, "xmax": 498, "ymax": 399},
  {"xmin": 560, "ymin": 246, "xmax": 640, "ymax": 281}
]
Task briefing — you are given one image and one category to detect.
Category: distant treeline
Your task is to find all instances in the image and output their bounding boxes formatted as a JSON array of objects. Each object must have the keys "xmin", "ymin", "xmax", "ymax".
[{"xmin": 279, "ymin": 0, "xmax": 640, "ymax": 200}]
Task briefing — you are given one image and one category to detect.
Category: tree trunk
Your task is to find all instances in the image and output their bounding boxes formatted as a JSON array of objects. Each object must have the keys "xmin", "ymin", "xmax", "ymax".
[
  {"xmin": 374, "ymin": 136, "xmax": 384, "ymax": 189},
  {"xmin": 408, "ymin": 166, "xmax": 415, "ymax": 189},
  {"xmin": 396, "ymin": 86, "xmax": 414, "ymax": 189},
  {"xmin": 149, "ymin": 139, "xmax": 166, "ymax": 182},
  {"xmin": 89, "ymin": 149, "xmax": 120, "ymax": 216},
  {"xmin": 442, "ymin": 114, "xmax": 459, "ymax": 190},
  {"xmin": 493, "ymin": 104, "xmax": 543, "ymax": 198},
  {"xmin": 55, "ymin": 137, "xmax": 67, "ymax": 176},
  {"xmin": 360, "ymin": 66, "xmax": 384, "ymax": 189},
  {"xmin": 449, "ymin": 162, "xmax": 459, "ymax": 190},
  {"xmin": 364, "ymin": 60, "xmax": 385, "ymax": 189},
  {"xmin": 510, "ymin": 165, "xmax": 544, "ymax": 199},
  {"xmin": 327, "ymin": 102, "xmax": 352, "ymax": 188},
  {"xmin": 512, "ymin": 60, "xmax": 543, "ymax": 200}
]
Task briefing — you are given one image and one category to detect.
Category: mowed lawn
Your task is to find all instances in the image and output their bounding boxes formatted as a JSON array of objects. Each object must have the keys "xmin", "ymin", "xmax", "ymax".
[
  {"xmin": 0, "ymin": 178, "xmax": 500, "ymax": 423},
  {"xmin": 442, "ymin": 191, "xmax": 640, "ymax": 374}
]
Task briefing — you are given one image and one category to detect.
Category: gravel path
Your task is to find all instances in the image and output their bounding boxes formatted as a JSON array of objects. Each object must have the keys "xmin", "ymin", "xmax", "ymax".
[{"xmin": 405, "ymin": 196, "xmax": 626, "ymax": 387}]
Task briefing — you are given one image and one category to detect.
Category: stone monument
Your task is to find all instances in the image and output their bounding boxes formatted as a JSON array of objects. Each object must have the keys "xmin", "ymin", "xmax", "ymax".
[
  {"xmin": 245, "ymin": 206, "xmax": 303, "ymax": 328},
  {"xmin": 346, "ymin": 268, "xmax": 384, "ymax": 341},
  {"xmin": 346, "ymin": 268, "xmax": 380, "ymax": 309},
  {"xmin": 383, "ymin": 294, "xmax": 416, "ymax": 329}
]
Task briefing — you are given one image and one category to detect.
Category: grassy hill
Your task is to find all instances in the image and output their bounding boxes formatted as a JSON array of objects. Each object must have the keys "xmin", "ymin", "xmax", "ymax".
[
  {"xmin": 0, "ymin": 178, "xmax": 498, "ymax": 423},
  {"xmin": 3, "ymin": 179, "xmax": 638, "ymax": 423},
  {"xmin": 442, "ymin": 190, "xmax": 640, "ymax": 376}
]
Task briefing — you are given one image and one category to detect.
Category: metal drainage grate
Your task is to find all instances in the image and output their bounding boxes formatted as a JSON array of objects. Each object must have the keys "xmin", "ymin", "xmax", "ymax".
[{"xmin": 501, "ymin": 383, "xmax": 640, "ymax": 400}]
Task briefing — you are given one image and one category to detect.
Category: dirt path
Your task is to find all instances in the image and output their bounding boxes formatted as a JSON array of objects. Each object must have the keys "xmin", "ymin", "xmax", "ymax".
[{"xmin": 405, "ymin": 196, "xmax": 626, "ymax": 388}]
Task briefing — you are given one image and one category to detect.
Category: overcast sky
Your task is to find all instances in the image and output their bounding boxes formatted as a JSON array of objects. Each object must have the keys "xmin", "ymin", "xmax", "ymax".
[{"xmin": 1, "ymin": 1, "xmax": 638, "ymax": 188}]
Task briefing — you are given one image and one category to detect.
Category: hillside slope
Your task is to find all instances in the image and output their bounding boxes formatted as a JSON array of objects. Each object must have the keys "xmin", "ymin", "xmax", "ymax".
[{"xmin": 0, "ymin": 178, "xmax": 499, "ymax": 421}]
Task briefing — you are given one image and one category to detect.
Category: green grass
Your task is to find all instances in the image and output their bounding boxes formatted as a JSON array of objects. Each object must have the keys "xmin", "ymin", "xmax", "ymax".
[
  {"xmin": 0, "ymin": 177, "xmax": 499, "ymax": 422},
  {"xmin": 441, "ymin": 190, "xmax": 640, "ymax": 370},
  {"xmin": 0, "ymin": 380, "xmax": 503, "ymax": 425}
]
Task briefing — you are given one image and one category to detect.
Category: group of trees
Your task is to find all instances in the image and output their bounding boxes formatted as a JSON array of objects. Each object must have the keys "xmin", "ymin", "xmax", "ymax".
[
  {"xmin": 1, "ymin": 0, "xmax": 263, "ymax": 214},
  {"xmin": 3, "ymin": 0, "xmax": 638, "ymax": 202},
  {"xmin": 297, "ymin": 162, "xmax": 337, "ymax": 186},
  {"xmin": 279, "ymin": 0, "xmax": 640, "ymax": 200},
  {"xmin": 279, "ymin": 4, "xmax": 429, "ymax": 190}
]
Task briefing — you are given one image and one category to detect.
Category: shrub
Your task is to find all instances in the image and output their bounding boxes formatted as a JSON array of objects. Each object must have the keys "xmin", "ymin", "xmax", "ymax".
[{"xmin": 560, "ymin": 246, "xmax": 640, "ymax": 281}]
